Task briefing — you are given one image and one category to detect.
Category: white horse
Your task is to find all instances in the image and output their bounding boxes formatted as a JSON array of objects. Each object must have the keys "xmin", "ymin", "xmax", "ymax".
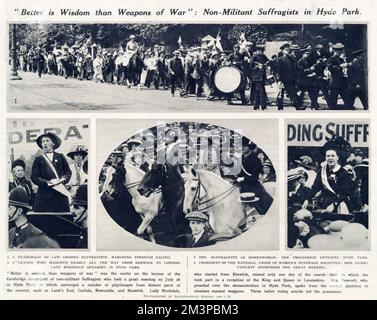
[
  {"xmin": 182, "ymin": 167, "xmax": 245, "ymax": 241},
  {"xmin": 101, "ymin": 163, "xmax": 162, "ymax": 241}
]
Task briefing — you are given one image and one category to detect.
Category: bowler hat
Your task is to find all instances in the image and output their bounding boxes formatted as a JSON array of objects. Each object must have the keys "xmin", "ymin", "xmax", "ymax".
[
  {"xmin": 36, "ymin": 132, "xmax": 61, "ymax": 150},
  {"xmin": 332, "ymin": 43, "xmax": 345, "ymax": 50}
]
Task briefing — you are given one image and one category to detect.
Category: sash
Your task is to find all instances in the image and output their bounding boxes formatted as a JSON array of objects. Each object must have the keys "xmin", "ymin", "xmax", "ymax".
[
  {"xmin": 320, "ymin": 164, "xmax": 336, "ymax": 195},
  {"xmin": 42, "ymin": 154, "xmax": 71, "ymax": 199}
]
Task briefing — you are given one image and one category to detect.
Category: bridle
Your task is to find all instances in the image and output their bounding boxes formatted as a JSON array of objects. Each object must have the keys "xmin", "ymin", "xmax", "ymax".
[{"xmin": 188, "ymin": 173, "xmax": 238, "ymax": 212}]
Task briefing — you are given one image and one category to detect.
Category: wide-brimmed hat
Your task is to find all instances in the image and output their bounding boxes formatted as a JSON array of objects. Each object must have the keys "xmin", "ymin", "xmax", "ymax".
[
  {"xmin": 129, "ymin": 35, "xmax": 136, "ymax": 39},
  {"xmin": 67, "ymin": 145, "xmax": 88, "ymax": 159},
  {"xmin": 127, "ymin": 139, "xmax": 142, "ymax": 148},
  {"xmin": 320, "ymin": 136, "xmax": 351, "ymax": 163},
  {"xmin": 12, "ymin": 159, "xmax": 26, "ymax": 171},
  {"xmin": 72, "ymin": 184, "xmax": 87, "ymax": 207},
  {"xmin": 295, "ymin": 155, "xmax": 315, "ymax": 170},
  {"xmin": 9, "ymin": 187, "xmax": 32, "ymax": 210},
  {"xmin": 240, "ymin": 192, "xmax": 260, "ymax": 203},
  {"xmin": 36, "ymin": 132, "xmax": 61, "ymax": 150},
  {"xmin": 185, "ymin": 210, "xmax": 209, "ymax": 222}
]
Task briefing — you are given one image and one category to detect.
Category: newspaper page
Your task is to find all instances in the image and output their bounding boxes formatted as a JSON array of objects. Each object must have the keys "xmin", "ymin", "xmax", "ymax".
[{"xmin": 1, "ymin": 0, "xmax": 376, "ymax": 307}]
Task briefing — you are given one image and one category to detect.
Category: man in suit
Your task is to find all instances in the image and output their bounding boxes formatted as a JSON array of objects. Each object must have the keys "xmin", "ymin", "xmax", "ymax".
[
  {"xmin": 177, "ymin": 210, "xmax": 211, "ymax": 248},
  {"xmin": 275, "ymin": 44, "xmax": 303, "ymax": 110},
  {"xmin": 249, "ymin": 43, "xmax": 269, "ymax": 110},
  {"xmin": 297, "ymin": 49, "xmax": 318, "ymax": 109},
  {"xmin": 168, "ymin": 50, "xmax": 185, "ymax": 97},
  {"xmin": 227, "ymin": 44, "xmax": 248, "ymax": 105},
  {"xmin": 348, "ymin": 49, "xmax": 368, "ymax": 110},
  {"xmin": 31, "ymin": 132, "xmax": 72, "ymax": 213}
]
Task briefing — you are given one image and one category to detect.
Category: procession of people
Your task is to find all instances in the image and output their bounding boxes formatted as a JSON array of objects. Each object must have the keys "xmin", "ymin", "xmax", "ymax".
[
  {"xmin": 8, "ymin": 132, "xmax": 89, "ymax": 249},
  {"xmin": 14, "ymin": 34, "xmax": 367, "ymax": 110}
]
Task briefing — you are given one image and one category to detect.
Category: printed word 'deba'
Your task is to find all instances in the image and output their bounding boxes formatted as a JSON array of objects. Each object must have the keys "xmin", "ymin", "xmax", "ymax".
[
  {"xmin": 287, "ymin": 123, "xmax": 369, "ymax": 143},
  {"xmin": 8, "ymin": 126, "xmax": 85, "ymax": 145}
]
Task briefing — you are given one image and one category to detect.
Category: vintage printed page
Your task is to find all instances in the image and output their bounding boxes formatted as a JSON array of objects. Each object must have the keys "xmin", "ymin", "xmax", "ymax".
[{"xmin": 0, "ymin": 0, "xmax": 376, "ymax": 305}]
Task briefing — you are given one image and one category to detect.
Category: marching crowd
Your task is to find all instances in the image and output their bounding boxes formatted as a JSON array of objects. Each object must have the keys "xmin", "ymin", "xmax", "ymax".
[
  {"xmin": 15, "ymin": 35, "xmax": 367, "ymax": 110},
  {"xmin": 8, "ymin": 133, "xmax": 89, "ymax": 249},
  {"xmin": 287, "ymin": 137, "xmax": 369, "ymax": 249}
]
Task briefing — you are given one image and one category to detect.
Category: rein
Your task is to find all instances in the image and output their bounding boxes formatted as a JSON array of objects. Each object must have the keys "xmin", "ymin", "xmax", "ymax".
[{"xmin": 191, "ymin": 174, "xmax": 238, "ymax": 211}]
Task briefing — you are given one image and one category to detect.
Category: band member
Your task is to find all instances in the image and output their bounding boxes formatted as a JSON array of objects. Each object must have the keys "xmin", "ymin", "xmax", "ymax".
[
  {"xmin": 31, "ymin": 132, "xmax": 72, "ymax": 213},
  {"xmin": 9, "ymin": 159, "xmax": 35, "ymax": 207},
  {"xmin": 297, "ymin": 49, "xmax": 318, "ymax": 109},
  {"xmin": 8, "ymin": 187, "xmax": 55, "ymax": 248},
  {"xmin": 66, "ymin": 145, "xmax": 88, "ymax": 196},
  {"xmin": 326, "ymin": 43, "xmax": 351, "ymax": 109},
  {"xmin": 72, "ymin": 184, "xmax": 88, "ymax": 248},
  {"xmin": 176, "ymin": 210, "xmax": 211, "ymax": 248},
  {"xmin": 275, "ymin": 44, "xmax": 302, "ymax": 110},
  {"xmin": 348, "ymin": 49, "xmax": 368, "ymax": 110},
  {"xmin": 168, "ymin": 50, "xmax": 184, "ymax": 97},
  {"xmin": 310, "ymin": 137, "xmax": 355, "ymax": 213},
  {"xmin": 227, "ymin": 44, "xmax": 248, "ymax": 105},
  {"xmin": 249, "ymin": 43, "xmax": 269, "ymax": 110}
]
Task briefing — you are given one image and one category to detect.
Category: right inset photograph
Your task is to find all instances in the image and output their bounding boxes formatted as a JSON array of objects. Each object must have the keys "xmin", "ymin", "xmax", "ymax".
[{"xmin": 286, "ymin": 119, "xmax": 369, "ymax": 250}]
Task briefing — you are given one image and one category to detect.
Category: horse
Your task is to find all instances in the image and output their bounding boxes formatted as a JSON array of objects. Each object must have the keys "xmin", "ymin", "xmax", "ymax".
[
  {"xmin": 100, "ymin": 163, "xmax": 162, "ymax": 242},
  {"xmin": 124, "ymin": 47, "xmax": 145, "ymax": 88},
  {"xmin": 182, "ymin": 167, "xmax": 246, "ymax": 241},
  {"xmin": 137, "ymin": 163, "xmax": 188, "ymax": 237}
]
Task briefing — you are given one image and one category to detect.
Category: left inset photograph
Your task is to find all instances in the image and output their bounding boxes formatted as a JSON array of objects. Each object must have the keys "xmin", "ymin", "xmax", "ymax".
[{"xmin": 7, "ymin": 119, "xmax": 90, "ymax": 249}]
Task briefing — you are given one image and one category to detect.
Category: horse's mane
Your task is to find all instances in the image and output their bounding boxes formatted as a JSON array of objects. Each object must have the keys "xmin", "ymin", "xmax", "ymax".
[
  {"xmin": 196, "ymin": 169, "xmax": 232, "ymax": 188},
  {"xmin": 125, "ymin": 163, "xmax": 145, "ymax": 177}
]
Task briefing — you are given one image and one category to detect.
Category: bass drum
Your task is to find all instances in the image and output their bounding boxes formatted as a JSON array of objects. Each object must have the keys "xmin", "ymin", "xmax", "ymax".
[{"xmin": 214, "ymin": 65, "xmax": 244, "ymax": 94}]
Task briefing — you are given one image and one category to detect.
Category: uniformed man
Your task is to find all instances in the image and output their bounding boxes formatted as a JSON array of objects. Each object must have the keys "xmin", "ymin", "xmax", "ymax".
[
  {"xmin": 71, "ymin": 184, "xmax": 88, "ymax": 248},
  {"xmin": 326, "ymin": 43, "xmax": 351, "ymax": 109},
  {"xmin": 227, "ymin": 44, "xmax": 248, "ymax": 105},
  {"xmin": 8, "ymin": 187, "xmax": 55, "ymax": 248},
  {"xmin": 275, "ymin": 44, "xmax": 303, "ymax": 110},
  {"xmin": 249, "ymin": 43, "xmax": 269, "ymax": 110},
  {"xmin": 348, "ymin": 49, "xmax": 368, "ymax": 110},
  {"xmin": 297, "ymin": 48, "xmax": 317, "ymax": 109},
  {"xmin": 66, "ymin": 145, "xmax": 88, "ymax": 196}
]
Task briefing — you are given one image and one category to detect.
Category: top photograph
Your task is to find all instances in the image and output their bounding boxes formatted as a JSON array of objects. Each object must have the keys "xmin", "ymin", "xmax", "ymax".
[{"xmin": 8, "ymin": 23, "xmax": 367, "ymax": 112}]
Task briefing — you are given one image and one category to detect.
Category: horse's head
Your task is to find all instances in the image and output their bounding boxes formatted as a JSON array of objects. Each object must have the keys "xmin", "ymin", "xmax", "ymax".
[
  {"xmin": 137, "ymin": 163, "xmax": 164, "ymax": 197},
  {"xmin": 182, "ymin": 166, "xmax": 201, "ymax": 214},
  {"xmin": 101, "ymin": 165, "xmax": 116, "ymax": 195}
]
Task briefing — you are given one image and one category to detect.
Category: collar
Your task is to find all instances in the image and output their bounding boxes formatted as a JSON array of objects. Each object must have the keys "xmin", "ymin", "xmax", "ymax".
[{"xmin": 193, "ymin": 230, "xmax": 205, "ymax": 243}]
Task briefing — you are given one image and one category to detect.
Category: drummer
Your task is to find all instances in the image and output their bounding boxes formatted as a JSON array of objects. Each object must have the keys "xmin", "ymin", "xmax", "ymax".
[{"xmin": 226, "ymin": 44, "xmax": 248, "ymax": 105}]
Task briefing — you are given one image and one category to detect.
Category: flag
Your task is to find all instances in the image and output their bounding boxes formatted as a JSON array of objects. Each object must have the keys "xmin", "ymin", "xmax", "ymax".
[{"xmin": 215, "ymin": 32, "xmax": 223, "ymax": 52}]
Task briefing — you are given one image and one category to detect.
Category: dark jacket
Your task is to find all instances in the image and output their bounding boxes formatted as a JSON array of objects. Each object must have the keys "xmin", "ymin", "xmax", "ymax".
[
  {"xmin": 169, "ymin": 57, "xmax": 184, "ymax": 78},
  {"xmin": 178, "ymin": 231, "xmax": 211, "ymax": 248},
  {"xmin": 327, "ymin": 55, "xmax": 347, "ymax": 88},
  {"xmin": 250, "ymin": 53, "xmax": 268, "ymax": 82},
  {"xmin": 31, "ymin": 152, "xmax": 72, "ymax": 212},
  {"xmin": 297, "ymin": 56, "xmax": 314, "ymax": 87},
  {"xmin": 275, "ymin": 54, "xmax": 298, "ymax": 84}
]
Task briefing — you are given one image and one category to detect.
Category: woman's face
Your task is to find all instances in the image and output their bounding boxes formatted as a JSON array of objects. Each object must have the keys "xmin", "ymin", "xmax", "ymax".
[
  {"xmin": 325, "ymin": 150, "xmax": 339, "ymax": 166},
  {"xmin": 41, "ymin": 137, "xmax": 54, "ymax": 152},
  {"xmin": 13, "ymin": 166, "xmax": 25, "ymax": 179},
  {"xmin": 262, "ymin": 165, "xmax": 271, "ymax": 174}
]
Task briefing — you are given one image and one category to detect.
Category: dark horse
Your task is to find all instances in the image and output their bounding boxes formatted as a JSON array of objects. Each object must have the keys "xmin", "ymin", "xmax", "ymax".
[
  {"xmin": 100, "ymin": 163, "xmax": 142, "ymax": 235},
  {"xmin": 137, "ymin": 163, "xmax": 189, "ymax": 239},
  {"xmin": 125, "ymin": 47, "xmax": 145, "ymax": 87}
]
